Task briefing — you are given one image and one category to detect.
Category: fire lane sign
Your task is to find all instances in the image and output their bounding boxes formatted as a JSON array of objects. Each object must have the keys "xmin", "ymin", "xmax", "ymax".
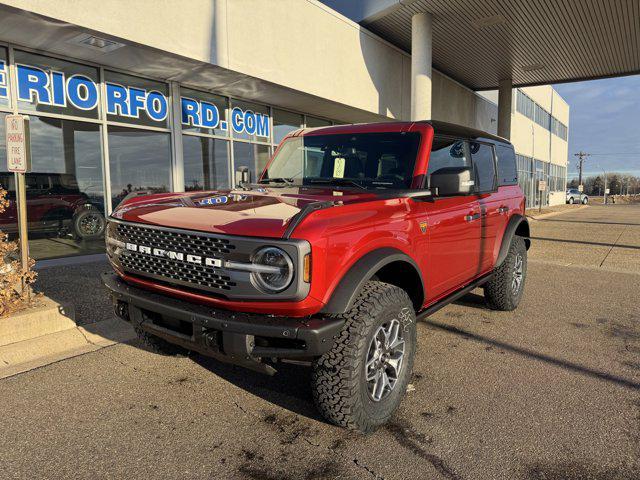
[{"xmin": 5, "ymin": 114, "xmax": 31, "ymax": 173}]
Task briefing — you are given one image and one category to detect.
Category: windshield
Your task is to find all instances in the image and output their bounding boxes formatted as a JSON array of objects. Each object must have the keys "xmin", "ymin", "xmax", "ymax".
[{"xmin": 262, "ymin": 132, "xmax": 421, "ymax": 189}]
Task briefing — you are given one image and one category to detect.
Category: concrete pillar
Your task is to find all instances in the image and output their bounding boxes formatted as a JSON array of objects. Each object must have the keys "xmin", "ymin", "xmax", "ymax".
[
  {"xmin": 411, "ymin": 12, "xmax": 433, "ymax": 121},
  {"xmin": 498, "ymin": 78, "xmax": 513, "ymax": 139}
]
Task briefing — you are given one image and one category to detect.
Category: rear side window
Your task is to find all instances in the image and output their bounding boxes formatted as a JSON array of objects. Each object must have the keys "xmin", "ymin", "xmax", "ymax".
[
  {"xmin": 495, "ymin": 144, "xmax": 518, "ymax": 186},
  {"xmin": 470, "ymin": 142, "xmax": 496, "ymax": 192}
]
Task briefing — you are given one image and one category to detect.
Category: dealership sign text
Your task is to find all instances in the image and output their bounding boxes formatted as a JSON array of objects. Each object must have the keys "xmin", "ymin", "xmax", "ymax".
[{"xmin": 0, "ymin": 62, "xmax": 269, "ymax": 138}]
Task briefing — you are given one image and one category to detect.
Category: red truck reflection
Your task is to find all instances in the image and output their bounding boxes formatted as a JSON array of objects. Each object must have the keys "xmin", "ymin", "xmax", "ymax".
[{"xmin": 0, "ymin": 173, "xmax": 105, "ymax": 240}]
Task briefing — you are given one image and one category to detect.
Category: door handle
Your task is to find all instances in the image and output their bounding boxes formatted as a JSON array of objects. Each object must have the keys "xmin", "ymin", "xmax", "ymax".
[
  {"xmin": 497, "ymin": 206, "xmax": 509, "ymax": 214},
  {"xmin": 464, "ymin": 213, "xmax": 481, "ymax": 222}
]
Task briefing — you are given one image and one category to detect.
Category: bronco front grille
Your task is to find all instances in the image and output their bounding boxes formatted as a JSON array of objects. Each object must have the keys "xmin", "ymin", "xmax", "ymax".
[
  {"xmin": 115, "ymin": 223, "xmax": 237, "ymax": 292},
  {"xmin": 116, "ymin": 223, "xmax": 235, "ymax": 256}
]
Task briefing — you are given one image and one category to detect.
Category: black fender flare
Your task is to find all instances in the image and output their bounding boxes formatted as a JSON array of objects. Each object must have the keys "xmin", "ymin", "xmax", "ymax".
[
  {"xmin": 321, "ymin": 248, "xmax": 425, "ymax": 314},
  {"xmin": 496, "ymin": 215, "xmax": 531, "ymax": 268}
]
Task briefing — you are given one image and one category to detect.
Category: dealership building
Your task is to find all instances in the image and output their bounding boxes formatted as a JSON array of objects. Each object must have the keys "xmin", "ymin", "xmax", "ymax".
[{"xmin": 0, "ymin": 0, "xmax": 604, "ymax": 261}]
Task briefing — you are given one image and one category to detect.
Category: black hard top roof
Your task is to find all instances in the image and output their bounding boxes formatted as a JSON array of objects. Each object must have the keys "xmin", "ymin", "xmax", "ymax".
[
  {"xmin": 421, "ymin": 120, "xmax": 510, "ymax": 145},
  {"xmin": 297, "ymin": 120, "xmax": 511, "ymax": 147}
]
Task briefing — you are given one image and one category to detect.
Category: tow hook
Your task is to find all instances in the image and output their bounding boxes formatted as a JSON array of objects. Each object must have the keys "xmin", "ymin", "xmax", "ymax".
[
  {"xmin": 115, "ymin": 301, "xmax": 129, "ymax": 321},
  {"xmin": 203, "ymin": 330, "xmax": 221, "ymax": 351}
]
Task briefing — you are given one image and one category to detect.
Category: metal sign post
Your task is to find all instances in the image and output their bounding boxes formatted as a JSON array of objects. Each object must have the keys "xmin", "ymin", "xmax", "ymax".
[
  {"xmin": 5, "ymin": 115, "xmax": 32, "ymax": 295},
  {"xmin": 538, "ymin": 180, "xmax": 547, "ymax": 213}
]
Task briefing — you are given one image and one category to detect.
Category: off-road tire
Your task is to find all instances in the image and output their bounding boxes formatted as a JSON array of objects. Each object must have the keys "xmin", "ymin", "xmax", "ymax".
[
  {"xmin": 484, "ymin": 235, "xmax": 527, "ymax": 311},
  {"xmin": 582, "ymin": 197, "xmax": 588, "ymax": 204},
  {"xmin": 134, "ymin": 326, "xmax": 188, "ymax": 356},
  {"xmin": 311, "ymin": 281, "xmax": 417, "ymax": 433},
  {"xmin": 568, "ymin": 197, "xmax": 575, "ymax": 204}
]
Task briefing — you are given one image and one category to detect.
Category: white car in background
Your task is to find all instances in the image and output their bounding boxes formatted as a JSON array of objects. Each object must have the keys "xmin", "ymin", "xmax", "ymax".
[{"xmin": 566, "ymin": 188, "xmax": 588, "ymax": 204}]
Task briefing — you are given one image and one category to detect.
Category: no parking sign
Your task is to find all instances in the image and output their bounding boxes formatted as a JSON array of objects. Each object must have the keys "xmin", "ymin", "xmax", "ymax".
[
  {"xmin": 4, "ymin": 114, "xmax": 31, "ymax": 279},
  {"xmin": 5, "ymin": 114, "xmax": 31, "ymax": 173}
]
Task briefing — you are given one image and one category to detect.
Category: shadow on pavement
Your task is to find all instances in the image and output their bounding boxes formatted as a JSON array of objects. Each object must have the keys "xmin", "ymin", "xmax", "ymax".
[
  {"xmin": 540, "ymin": 218, "xmax": 640, "ymax": 226},
  {"xmin": 192, "ymin": 353, "xmax": 325, "ymax": 423},
  {"xmin": 452, "ymin": 292, "xmax": 489, "ymax": 310},
  {"xmin": 34, "ymin": 259, "xmax": 115, "ymax": 326},
  {"xmin": 422, "ymin": 319, "xmax": 640, "ymax": 391},
  {"xmin": 530, "ymin": 236, "xmax": 639, "ymax": 250}
]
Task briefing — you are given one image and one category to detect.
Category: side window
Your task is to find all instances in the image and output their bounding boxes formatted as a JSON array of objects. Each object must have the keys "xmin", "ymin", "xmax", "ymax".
[
  {"xmin": 25, "ymin": 174, "xmax": 52, "ymax": 196},
  {"xmin": 427, "ymin": 137, "xmax": 471, "ymax": 178},
  {"xmin": 470, "ymin": 142, "xmax": 496, "ymax": 192},
  {"xmin": 495, "ymin": 144, "xmax": 518, "ymax": 186}
]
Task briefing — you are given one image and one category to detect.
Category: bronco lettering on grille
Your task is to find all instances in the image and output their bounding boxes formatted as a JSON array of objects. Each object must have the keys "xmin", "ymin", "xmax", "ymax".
[{"xmin": 125, "ymin": 243, "xmax": 222, "ymax": 268}]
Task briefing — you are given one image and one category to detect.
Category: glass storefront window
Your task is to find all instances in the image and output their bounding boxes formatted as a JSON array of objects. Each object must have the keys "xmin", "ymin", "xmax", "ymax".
[
  {"xmin": 273, "ymin": 109, "xmax": 302, "ymax": 144},
  {"xmin": 105, "ymin": 70, "xmax": 170, "ymax": 128},
  {"xmin": 181, "ymin": 88, "xmax": 228, "ymax": 137},
  {"xmin": 108, "ymin": 126, "xmax": 171, "ymax": 209},
  {"xmin": 14, "ymin": 50, "xmax": 100, "ymax": 119},
  {"xmin": 0, "ymin": 47, "xmax": 9, "ymax": 108},
  {"xmin": 182, "ymin": 136, "xmax": 230, "ymax": 191},
  {"xmin": 0, "ymin": 116, "xmax": 105, "ymax": 260},
  {"xmin": 231, "ymin": 99, "xmax": 270, "ymax": 143},
  {"xmin": 233, "ymin": 142, "xmax": 271, "ymax": 183},
  {"xmin": 305, "ymin": 116, "xmax": 331, "ymax": 128}
]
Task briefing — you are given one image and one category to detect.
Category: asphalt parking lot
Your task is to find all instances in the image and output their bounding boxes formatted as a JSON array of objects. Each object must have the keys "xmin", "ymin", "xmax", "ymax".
[{"xmin": 2, "ymin": 204, "xmax": 639, "ymax": 480}]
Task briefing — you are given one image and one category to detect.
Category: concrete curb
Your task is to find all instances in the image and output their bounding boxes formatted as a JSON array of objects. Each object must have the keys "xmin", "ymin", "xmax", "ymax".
[
  {"xmin": 527, "ymin": 204, "xmax": 588, "ymax": 220},
  {"xmin": 0, "ymin": 317, "xmax": 135, "ymax": 379},
  {"xmin": 0, "ymin": 297, "xmax": 76, "ymax": 346}
]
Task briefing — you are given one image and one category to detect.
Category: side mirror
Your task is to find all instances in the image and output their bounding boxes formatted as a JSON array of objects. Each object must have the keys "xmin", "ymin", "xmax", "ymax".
[
  {"xmin": 235, "ymin": 167, "xmax": 251, "ymax": 187},
  {"xmin": 430, "ymin": 166, "xmax": 474, "ymax": 196}
]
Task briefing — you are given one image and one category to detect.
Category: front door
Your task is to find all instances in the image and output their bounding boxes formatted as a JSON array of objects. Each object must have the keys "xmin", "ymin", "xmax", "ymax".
[{"xmin": 420, "ymin": 138, "xmax": 482, "ymax": 302}]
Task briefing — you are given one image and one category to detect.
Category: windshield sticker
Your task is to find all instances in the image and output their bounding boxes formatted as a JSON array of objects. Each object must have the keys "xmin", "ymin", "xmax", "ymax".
[{"xmin": 333, "ymin": 157, "xmax": 346, "ymax": 178}]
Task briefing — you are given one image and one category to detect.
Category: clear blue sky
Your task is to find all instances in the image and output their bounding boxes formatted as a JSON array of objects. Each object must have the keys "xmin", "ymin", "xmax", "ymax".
[{"xmin": 554, "ymin": 75, "xmax": 640, "ymax": 179}]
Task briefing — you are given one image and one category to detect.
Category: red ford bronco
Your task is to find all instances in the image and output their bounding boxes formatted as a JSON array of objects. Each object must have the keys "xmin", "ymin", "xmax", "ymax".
[{"xmin": 103, "ymin": 120, "xmax": 530, "ymax": 432}]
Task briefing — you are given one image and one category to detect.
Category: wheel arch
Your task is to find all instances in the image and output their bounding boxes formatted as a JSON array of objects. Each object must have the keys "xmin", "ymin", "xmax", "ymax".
[
  {"xmin": 321, "ymin": 248, "xmax": 425, "ymax": 314},
  {"xmin": 495, "ymin": 214, "xmax": 530, "ymax": 268}
]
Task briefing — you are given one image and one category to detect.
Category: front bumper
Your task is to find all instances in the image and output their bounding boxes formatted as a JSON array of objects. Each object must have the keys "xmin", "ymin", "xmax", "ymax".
[{"xmin": 102, "ymin": 273, "xmax": 344, "ymax": 374}]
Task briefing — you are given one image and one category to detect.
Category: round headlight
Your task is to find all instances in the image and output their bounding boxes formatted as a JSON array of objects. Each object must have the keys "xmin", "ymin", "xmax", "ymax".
[{"xmin": 251, "ymin": 247, "xmax": 294, "ymax": 293}]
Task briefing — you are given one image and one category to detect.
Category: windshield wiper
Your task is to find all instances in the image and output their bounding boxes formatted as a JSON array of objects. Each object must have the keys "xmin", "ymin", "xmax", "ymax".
[
  {"xmin": 308, "ymin": 178, "xmax": 367, "ymax": 190},
  {"xmin": 258, "ymin": 177, "xmax": 295, "ymax": 186}
]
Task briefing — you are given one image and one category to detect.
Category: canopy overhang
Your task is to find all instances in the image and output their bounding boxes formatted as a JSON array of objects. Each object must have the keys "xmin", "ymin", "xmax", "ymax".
[{"xmin": 360, "ymin": 0, "xmax": 640, "ymax": 90}]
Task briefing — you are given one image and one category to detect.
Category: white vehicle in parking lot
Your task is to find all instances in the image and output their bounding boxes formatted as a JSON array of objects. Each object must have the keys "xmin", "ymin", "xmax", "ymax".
[{"xmin": 566, "ymin": 188, "xmax": 588, "ymax": 204}]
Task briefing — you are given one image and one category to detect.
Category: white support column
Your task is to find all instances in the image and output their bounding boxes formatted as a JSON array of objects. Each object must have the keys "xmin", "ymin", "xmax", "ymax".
[
  {"xmin": 498, "ymin": 78, "xmax": 513, "ymax": 139},
  {"xmin": 411, "ymin": 12, "xmax": 433, "ymax": 121},
  {"xmin": 170, "ymin": 81, "xmax": 185, "ymax": 192}
]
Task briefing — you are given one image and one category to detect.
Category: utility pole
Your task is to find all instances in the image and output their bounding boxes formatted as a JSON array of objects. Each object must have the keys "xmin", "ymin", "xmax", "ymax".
[{"xmin": 574, "ymin": 151, "xmax": 590, "ymax": 186}]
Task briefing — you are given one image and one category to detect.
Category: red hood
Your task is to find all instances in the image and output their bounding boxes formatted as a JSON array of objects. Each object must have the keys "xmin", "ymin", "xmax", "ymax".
[{"xmin": 110, "ymin": 187, "xmax": 383, "ymax": 238}]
